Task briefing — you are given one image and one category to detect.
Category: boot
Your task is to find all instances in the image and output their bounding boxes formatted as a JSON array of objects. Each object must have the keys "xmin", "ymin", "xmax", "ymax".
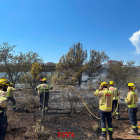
[
  {"xmin": 128, "ymin": 129, "xmax": 138, "ymax": 135},
  {"xmin": 13, "ymin": 107, "xmax": 16, "ymax": 112},
  {"xmin": 99, "ymin": 136, "xmax": 106, "ymax": 140},
  {"xmin": 109, "ymin": 134, "xmax": 114, "ymax": 140}
]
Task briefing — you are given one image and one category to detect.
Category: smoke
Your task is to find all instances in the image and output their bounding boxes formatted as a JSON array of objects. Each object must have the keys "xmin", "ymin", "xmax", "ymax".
[{"xmin": 129, "ymin": 30, "xmax": 140, "ymax": 54}]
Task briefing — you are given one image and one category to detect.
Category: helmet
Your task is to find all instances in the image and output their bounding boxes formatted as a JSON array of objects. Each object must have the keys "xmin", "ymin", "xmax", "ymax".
[
  {"xmin": 0, "ymin": 79, "xmax": 8, "ymax": 83},
  {"xmin": 126, "ymin": 83, "xmax": 135, "ymax": 90},
  {"xmin": 101, "ymin": 82, "xmax": 108, "ymax": 87},
  {"xmin": 0, "ymin": 79, "xmax": 10, "ymax": 86},
  {"xmin": 10, "ymin": 83, "xmax": 13, "ymax": 86},
  {"xmin": 109, "ymin": 81, "xmax": 114, "ymax": 85},
  {"xmin": 42, "ymin": 78, "xmax": 47, "ymax": 81},
  {"xmin": 0, "ymin": 81, "xmax": 6, "ymax": 86}
]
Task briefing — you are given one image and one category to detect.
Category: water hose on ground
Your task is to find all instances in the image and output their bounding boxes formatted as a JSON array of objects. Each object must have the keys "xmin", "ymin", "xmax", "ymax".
[{"xmin": 55, "ymin": 85, "xmax": 119, "ymax": 120}]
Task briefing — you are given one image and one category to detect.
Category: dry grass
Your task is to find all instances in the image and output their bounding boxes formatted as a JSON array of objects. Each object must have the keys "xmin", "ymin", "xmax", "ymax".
[
  {"xmin": 92, "ymin": 122, "xmax": 100, "ymax": 132},
  {"xmin": 24, "ymin": 120, "xmax": 50, "ymax": 139}
]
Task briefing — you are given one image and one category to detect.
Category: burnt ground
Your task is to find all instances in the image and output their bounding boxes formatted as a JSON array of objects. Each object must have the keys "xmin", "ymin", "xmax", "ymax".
[
  {"xmin": 4, "ymin": 89, "xmax": 140, "ymax": 140},
  {"xmin": 5, "ymin": 105, "xmax": 140, "ymax": 140}
]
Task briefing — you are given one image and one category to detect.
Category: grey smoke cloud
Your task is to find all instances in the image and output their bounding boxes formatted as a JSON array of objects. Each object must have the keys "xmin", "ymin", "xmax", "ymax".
[{"xmin": 129, "ymin": 30, "xmax": 140, "ymax": 54}]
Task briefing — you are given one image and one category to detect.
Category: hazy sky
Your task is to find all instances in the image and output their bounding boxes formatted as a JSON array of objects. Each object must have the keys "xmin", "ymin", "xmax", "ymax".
[{"xmin": 0, "ymin": 0, "xmax": 140, "ymax": 65}]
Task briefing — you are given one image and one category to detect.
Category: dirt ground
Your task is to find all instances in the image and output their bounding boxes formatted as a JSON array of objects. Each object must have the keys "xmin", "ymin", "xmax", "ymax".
[
  {"xmin": 5, "ymin": 105, "xmax": 140, "ymax": 140},
  {"xmin": 4, "ymin": 89, "xmax": 140, "ymax": 140}
]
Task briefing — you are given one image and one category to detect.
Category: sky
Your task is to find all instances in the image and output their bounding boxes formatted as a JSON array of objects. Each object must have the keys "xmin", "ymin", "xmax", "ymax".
[{"xmin": 0, "ymin": 0, "xmax": 140, "ymax": 65}]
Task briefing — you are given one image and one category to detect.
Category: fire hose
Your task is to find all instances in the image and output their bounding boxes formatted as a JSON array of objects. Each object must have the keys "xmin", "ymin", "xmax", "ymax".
[
  {"xmin": 55, "ymin": 85, "xmax": 119, "ymax": 120},
  {"xmin": 18, "ymin": 86, "xmax": 119, "ymax": 120}
]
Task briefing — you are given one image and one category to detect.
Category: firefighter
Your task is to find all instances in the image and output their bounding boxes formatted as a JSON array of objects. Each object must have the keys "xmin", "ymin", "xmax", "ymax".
[
  {"xmin": 94, "ymin": 82, "xmax": 114, "ymax": 140},
  {"xmin": 125, "ymin": 83, "xmax": 138, "ymax": 135},
  {"xmin": 0, "ymin": 81, "xmax": 8, "ymax": 140},
  {"xmin": 36, "ymin": 78, "xmax": 53, "ymax": 113},
  {"xmin": 0, "ymin": 79, "xmax": 9, "ymax": 92},
  {"xmin": 38, "ymin": 79, "xmax": 43, "ymax": 110},
  {"xmin": 6, "ymin": 83, "xmax": 17, "ymax": 111},
  {"xmin": 108, "ymin": 81, "xmax": 121, "ymax": 120}
]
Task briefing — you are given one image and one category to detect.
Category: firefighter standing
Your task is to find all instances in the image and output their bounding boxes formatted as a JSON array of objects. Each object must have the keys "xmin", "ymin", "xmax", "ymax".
[
  {"xmin": 0, "ymin": 82, "xmax": 8, "ymax": 140},
  {"xmin": 6, "ymin": 83, "xmax": 17, "ymax": 111},
  {"xmin": 36, "ymin": 78, "xmax": 53, "ymax": 113},
  {"xmin": 94, "ymin": 82, "xmax": 114, "ymax": 140},
  {"xmin": 125, "ymin": 83, "xmax": 138, "ymax": 135},
  {"xmin": 108, "ymin": 81, "xmax": 121, "ymax": 120},
  {"xmin": 38, "ymin": 79, "xmax": 43, "ymax": 110}
]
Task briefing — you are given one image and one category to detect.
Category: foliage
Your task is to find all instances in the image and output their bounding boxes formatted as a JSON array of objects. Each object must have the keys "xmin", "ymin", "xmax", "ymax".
[
  {"xmin": 52, "ymin": 42, "xmax": 109, "ymax": 86},
  {"xmin": 21, "ymin": 62, "xmax": 42, "ymax": 88},
  {"xmin": 25, "ymin": 121, "xmax": 50, "ymax": 139},
  {"xmin": 106, "ymin": 61, "xmax": 138, "ymax": 89},
  {"xmin": 0, "ymin": 42, "xmax": 43, "ymax": 85},
  {"xmin": 84, "ymin": 50, "xmax": 109, "ymax": 80},
  {"xmin": 0, "ymin": 42, "xmax": 16, "ymax": 83}
]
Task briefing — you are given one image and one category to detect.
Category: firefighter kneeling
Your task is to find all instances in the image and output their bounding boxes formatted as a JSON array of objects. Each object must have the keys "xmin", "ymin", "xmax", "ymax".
[
  {"xmin": 0, "ymin": 82, "xmax": 8, "ymax": 140},
  {"xmin": 36, "ymin": 78, "xmax": 53, "ymax": 114},
  {"xmin": 94, "ymin": 82, "xmax": 114, "ymax": 140},
  {"xmin": 125, "ymin": 83, "xmax": 138, "ymax": 135}
]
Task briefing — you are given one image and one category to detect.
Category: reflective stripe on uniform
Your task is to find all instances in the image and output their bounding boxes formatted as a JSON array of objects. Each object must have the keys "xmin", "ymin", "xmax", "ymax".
[
  {"xmin": 102, "ymin": 128, "xmax": 106, "ymax": 131},
  {"xmin": 100, "ymin": 106, "xmax": 112, "ymax": 110},
  {"xmin": 132, "ymin": 125, "xmax": 137, "ymax": 128},
  {"xmin": 128, "ymin": 105, "xmax": 137, "ymax": 107},
  {"xmin": 44, "ymin": 107, "xmax": 48, "ymax": 110},
  {"xmin": 0, "ymin": 97, "xmax": 7, "ymax": 101},
  {"xmin": 108, "ymin": 127, "xmax": 113, "ymax": 131},
  {"xmin": 13, "ymin": 105, "xmax": 16, "ymax": 108},
  {"xmin": 116, "ymin": 112, "xmax": 119, "ymax": 115},
  {"xmin": 0, "ymin": 110, "xmax": 3, "ymax": 113}
]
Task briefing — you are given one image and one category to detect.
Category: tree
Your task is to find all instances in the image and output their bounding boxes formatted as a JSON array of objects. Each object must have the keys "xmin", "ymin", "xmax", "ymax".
[
  {"xmin": 106, "ymin": 61, "xmax": 138, "ymax": 89},
  {"xmin": 20, "ymin": 51, "xmax": 43, "ymax": 74},
  {"xmin": 21, "ymin": 62, "xmax": 42, "ymax": 88},
  {"xmin": 0, "ymin": 42, "xmax": 43, "ymax": 85},
  {"xmin": 52, "ymin": 42, "xmax": 109, "ymax": 86},
  {"xmin": 84, "ymin": 50, "xmax": 109, "ymax": 82},
  {"xmin": 0, "ymin": 42, "xmax": 16, "ymax": 83}
]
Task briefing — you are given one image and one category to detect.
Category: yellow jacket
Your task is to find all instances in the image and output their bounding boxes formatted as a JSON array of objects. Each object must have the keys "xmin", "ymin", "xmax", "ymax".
[
  {"xmin": 125, "ymin": 91, "xmax": 138, "ymax": 108},
  {"xmin": 37, "ymin": 84, "xmax": 52, "ymax": 95},
  {"xmin": 0, "ymin": 90, "xmax": 8, "ymax": 111},
  {"xmin": 94, "ymin": 88, "xmax": 114, "ymax": 112},
  {"xmin": 6, "ymin": 86, "xmax": 15, "ymax": 97},
  {"xmin": 109, "ymin": 86, "xmax": 120, "ymax": 100}
]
